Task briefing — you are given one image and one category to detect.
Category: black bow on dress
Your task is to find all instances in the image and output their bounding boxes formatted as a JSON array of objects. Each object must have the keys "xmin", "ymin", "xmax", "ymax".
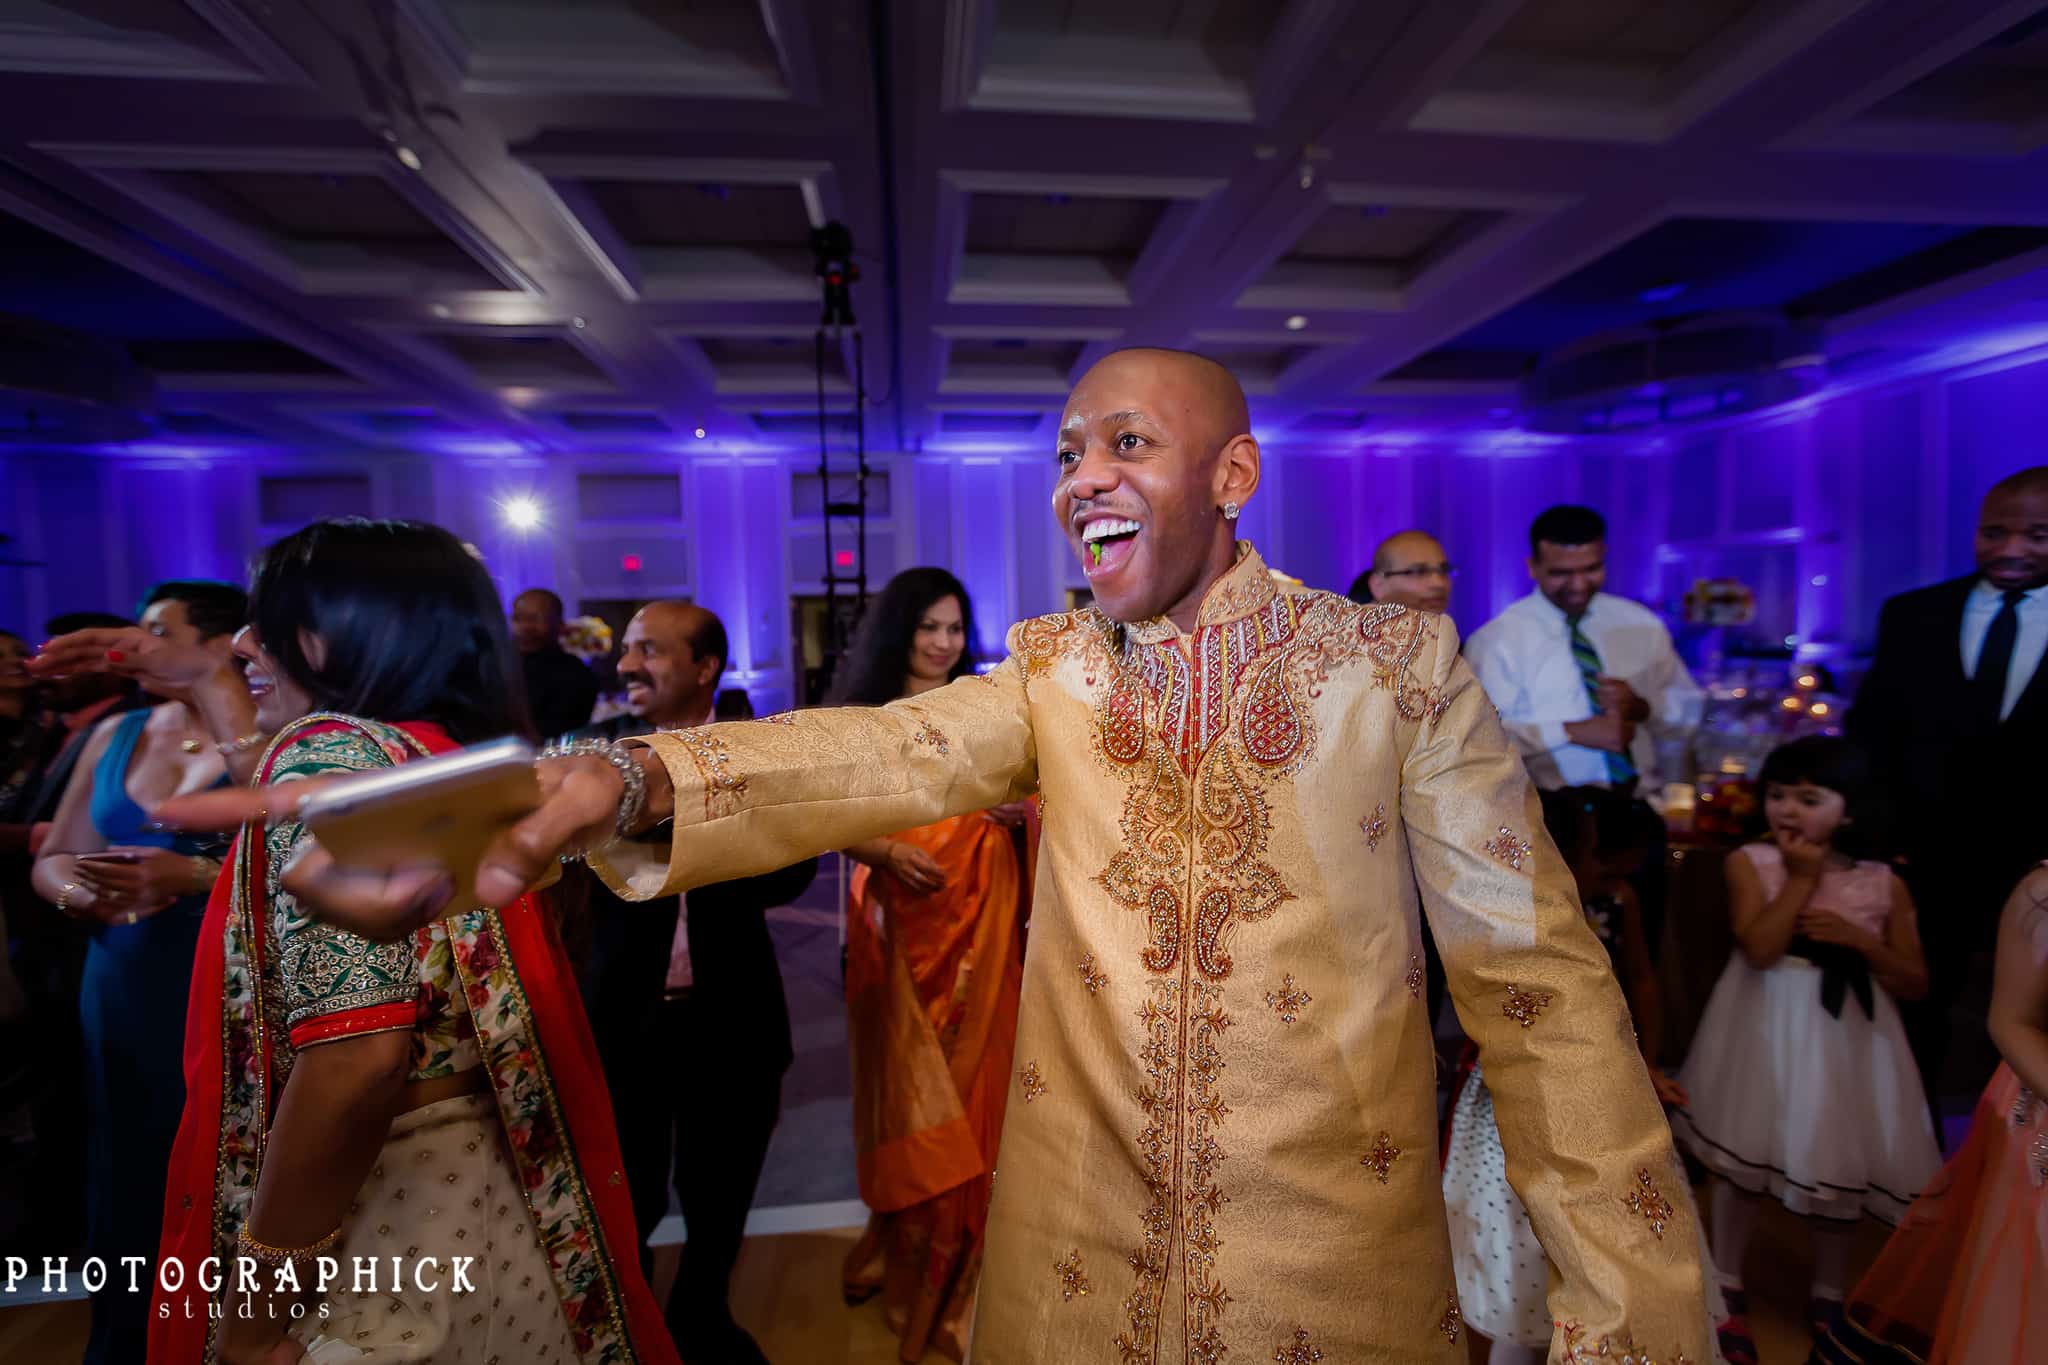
[{"xmin": 1790, "ymin": 935, "xmax": 1874, "ymax": 1020}]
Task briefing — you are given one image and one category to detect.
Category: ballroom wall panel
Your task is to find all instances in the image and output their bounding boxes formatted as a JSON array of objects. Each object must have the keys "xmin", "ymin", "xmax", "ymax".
[{"xmin": 1, "ymin": 346, "xmax": 2040, "ymax": 705}]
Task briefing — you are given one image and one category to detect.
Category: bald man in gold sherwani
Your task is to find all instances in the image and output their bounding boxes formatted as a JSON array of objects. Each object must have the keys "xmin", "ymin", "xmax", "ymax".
[
  {"xmin": 575, "ymin": 352, "xmax": 1710, "ymax": 1363},
  {"xmin": 198, "ymin": 350, "xmax": 1708, "ymax": 1362}
]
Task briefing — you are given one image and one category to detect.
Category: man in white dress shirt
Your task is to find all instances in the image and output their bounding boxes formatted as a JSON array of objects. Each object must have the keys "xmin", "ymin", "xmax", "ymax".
[
  {"xmin": 1466, "ymin": 504, "xmax": 1703, "ymax": 797},
  {"xmin": 1466, "ymin": 505, "xmax": 1703, "ymax": 953},
  {"xmin": 1849, "ymin": 466, "xmax": 2048, "ymax": 1119}
]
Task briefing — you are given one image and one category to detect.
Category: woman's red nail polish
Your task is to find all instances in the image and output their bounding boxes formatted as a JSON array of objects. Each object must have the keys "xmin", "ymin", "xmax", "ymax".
[{"xmin": 105, "ymin": 650, "xmax": 124, "ymax": 662}]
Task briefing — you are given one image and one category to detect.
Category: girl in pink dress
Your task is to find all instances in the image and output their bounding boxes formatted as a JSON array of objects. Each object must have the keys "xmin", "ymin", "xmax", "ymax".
[
  {"xmin": 1674, "ymin": 737, "xmax": 1944, "ymax": 1335},
  {"xmin": 1810, "ymin": 862, "xmax": 2048, "ymax": 1363}
]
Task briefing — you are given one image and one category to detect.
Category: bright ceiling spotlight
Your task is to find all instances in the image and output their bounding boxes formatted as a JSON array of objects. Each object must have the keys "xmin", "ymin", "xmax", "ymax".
[
  {"xmin": 1284, "ymin": 315, "xmax": 1308, "ymax": 331},
  {"xmin": 501, "ymin": 495, "xmax": 543, "ymax": 531}
]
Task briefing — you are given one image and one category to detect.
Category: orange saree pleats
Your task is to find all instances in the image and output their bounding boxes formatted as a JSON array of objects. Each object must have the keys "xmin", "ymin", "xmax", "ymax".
[{"xmin": 843, "ymin": 807, "xmax": 1033, "ymax": 1362}]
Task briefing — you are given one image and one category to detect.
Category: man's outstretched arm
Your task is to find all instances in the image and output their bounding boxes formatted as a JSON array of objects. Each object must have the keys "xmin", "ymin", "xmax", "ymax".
[
  {"xmin": 1400, "ymin": 621, "xmax": 1710, "ymax": 1357},
  {"xmin": 150, "ymin": 651, "xmax": 1035, "ymax": 939},
  {"xmin": 589, "ymin": 654, "xmax": 1037, "ymax": 900}
]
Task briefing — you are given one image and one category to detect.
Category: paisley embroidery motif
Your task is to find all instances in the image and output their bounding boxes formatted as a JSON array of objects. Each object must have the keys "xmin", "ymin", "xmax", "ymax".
[
  {"xmin": 1081, "ymin": 553, "xmax": 1450, "ymax": 1365},
  {"xmin": 1014, "ymin": 612, "xmax": 1077, "ymax": 679},
  {"xmin": 1239, "ymin": 652, "xmax": 1304, "ymax": 767},
  {"xmin": 1100, "ymin": 674, "xmax": 1148, "ymax": 765}
]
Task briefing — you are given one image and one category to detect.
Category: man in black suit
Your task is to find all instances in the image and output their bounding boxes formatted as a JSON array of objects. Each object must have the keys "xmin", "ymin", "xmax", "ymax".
[
  {"xmin": 512, "ymin": 588, "xmax": 600, "ymax": 739},
  {"xmin": 571, "ymin": 600, "xmax": 814, "ymax": 1365},
  {"xmin": 1848, "ymin": 465, "xmax": 2048, "ymax": 1117}
]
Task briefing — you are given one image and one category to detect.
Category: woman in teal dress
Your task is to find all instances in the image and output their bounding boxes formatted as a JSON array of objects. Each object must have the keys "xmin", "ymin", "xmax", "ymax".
[{"xmin": 30, "ymin": 581, "xmax": 246, "ymax": 1365}]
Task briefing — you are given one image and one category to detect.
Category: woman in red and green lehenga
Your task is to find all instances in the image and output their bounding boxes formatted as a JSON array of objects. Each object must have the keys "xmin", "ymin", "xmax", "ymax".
[
  {"xmin": 37, "ymin": 519, "xmax": 678, "ymax": 1365},
  {"xmin": 829, "ymin": 569, "xmax": 1037, "ymax": 1362}
]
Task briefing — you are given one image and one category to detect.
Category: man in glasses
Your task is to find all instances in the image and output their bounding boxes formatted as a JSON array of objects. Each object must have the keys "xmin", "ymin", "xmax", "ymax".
[{"xmin": 1350, "ymin": 530, "xmax": 1455, "ymax": 617}]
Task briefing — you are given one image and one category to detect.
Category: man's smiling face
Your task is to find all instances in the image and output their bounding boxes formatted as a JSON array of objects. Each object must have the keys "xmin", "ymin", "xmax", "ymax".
[{"xmin": 1052, "ymin": 349, "xmax": 1257, "ymax": 626}]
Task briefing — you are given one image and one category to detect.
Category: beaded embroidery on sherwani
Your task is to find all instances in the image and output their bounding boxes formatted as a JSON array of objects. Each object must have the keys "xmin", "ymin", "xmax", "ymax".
[{"xmin": 1069, "ymin": 559, "xmax": 1438, "ymax": 1363}]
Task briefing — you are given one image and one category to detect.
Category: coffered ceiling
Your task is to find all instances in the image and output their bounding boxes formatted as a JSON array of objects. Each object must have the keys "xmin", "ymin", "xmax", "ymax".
[{"xmin": 2, "ymin": 0, "xmax": 2046, "ymax": 456}]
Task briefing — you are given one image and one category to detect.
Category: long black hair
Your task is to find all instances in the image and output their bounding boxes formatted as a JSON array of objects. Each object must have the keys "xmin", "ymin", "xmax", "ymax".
[
  {"xmin": 827, "ymin": 567, "xmax": 976, "ymax": 707},
  {"xmin": 249, "ymin": 519, "xmax": 531, "ymax": 742},
  {"xmin": 1756, "ymin": 734, "xmax": 1890, "ymax": 860},
  {"xmin": 139, "ymin": 580, "xmax": 248, "ymax": 639}
]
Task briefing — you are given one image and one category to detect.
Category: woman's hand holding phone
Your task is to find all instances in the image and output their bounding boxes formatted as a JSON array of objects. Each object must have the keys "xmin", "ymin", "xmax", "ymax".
[{"xmin": 73, "ymin": 846, "xmax": 193, "ymax": 921}]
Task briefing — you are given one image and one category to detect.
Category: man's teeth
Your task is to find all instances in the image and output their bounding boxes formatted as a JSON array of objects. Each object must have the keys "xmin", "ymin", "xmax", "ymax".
[{"xmin": 1081, "ymin": 518, "xmax": 1142, "ymax": 543}]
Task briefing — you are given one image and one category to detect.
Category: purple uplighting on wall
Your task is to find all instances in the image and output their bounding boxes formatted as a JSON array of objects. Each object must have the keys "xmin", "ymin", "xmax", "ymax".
[{"xmin": 5, "ymin": 338, "xmax": 2041, "ymax": 712}]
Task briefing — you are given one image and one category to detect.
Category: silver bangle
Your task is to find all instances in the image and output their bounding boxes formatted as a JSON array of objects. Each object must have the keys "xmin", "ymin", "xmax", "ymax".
[{"xmin": 538, "ymin": 738, "xmax": 646, "ymax": 859}]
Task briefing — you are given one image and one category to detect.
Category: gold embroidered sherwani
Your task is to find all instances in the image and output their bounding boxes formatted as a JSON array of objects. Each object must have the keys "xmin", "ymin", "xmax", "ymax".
[{"xmin": 594, "ymin": 545, "xmax": 1708, "ymax": 1363}]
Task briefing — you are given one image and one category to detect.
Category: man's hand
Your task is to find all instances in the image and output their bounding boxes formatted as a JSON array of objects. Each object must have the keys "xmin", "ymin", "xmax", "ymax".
[
  {"xmin": 1565, "ymin": 711, "xmax": 1636, "ymax": 754},
  {"xmin": 985, "ymin": 800, "xmax": 1033, "ymax": 829},
  {"xmin": 1595, "ymin": 676, "xmax": 1651, "ymax": 724},
  {"xmin": 153, "ymin": 750, "xmax": 663, "ymax": 941},
  {"xmin": 884, "ymin": 842, "xmax": 947, "ymax": 895}
]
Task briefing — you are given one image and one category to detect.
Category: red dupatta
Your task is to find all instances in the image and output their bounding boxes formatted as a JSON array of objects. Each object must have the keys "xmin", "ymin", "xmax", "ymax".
[{"xmin": 149, "ymin": 715, "xmax": 677, "ymax": 1365}]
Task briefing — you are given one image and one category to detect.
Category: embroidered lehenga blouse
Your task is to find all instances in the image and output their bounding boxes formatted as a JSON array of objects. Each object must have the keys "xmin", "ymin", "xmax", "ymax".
[
  {"xmin": 263, "ymin": 727, "xmax": 483, "ymax": 1078},
  {"xmin": 595, "ymin": 544, "xmax": 1710, "ymax": 1363}
]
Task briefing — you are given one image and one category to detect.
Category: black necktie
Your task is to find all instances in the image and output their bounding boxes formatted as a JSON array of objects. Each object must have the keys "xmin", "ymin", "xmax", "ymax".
[{"xmin": 1974, "ymin": 588, "xmax": 2026, "ymax": 724}]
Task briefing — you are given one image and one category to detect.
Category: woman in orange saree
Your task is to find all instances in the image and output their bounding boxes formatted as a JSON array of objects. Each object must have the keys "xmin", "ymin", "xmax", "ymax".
[{"xmin": 830, "ymin": 569, "xmax": 1035, "ymax": 1362}]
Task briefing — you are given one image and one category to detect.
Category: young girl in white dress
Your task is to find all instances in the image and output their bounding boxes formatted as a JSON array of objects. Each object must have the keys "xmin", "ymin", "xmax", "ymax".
[
  {"xmin": 1443, "ymin": 788, "xmax": 1732, "ymax": 1363},
  {"xmin": 1673, "ymin": 735, "xmax": 1944, "ymax": 1337}
]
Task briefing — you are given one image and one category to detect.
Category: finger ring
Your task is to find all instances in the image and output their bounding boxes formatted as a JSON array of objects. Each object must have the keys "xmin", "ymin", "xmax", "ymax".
[{"xmin": 118, "ymin": 911, "xmax": 139, "ymax": 925}]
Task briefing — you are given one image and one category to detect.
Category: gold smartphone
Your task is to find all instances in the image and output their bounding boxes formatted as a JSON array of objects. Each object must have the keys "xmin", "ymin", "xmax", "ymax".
[{"xmin": 297, "ymin": 737, "xmax": 541, "ymax": 895}]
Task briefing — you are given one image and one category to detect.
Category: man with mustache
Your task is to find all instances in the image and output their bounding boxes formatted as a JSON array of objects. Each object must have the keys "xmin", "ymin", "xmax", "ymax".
[
  {"xmin": 1849, "ymin": 466, "xmax": 2048, "ymax": 1123},
  {"xmin": 571, "ymin": 600, "xmax": 815, "ymax": 1365},
  {"xmin": 193, "ymin": 350, "xmax": 1710, "ymax": 1362}
]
